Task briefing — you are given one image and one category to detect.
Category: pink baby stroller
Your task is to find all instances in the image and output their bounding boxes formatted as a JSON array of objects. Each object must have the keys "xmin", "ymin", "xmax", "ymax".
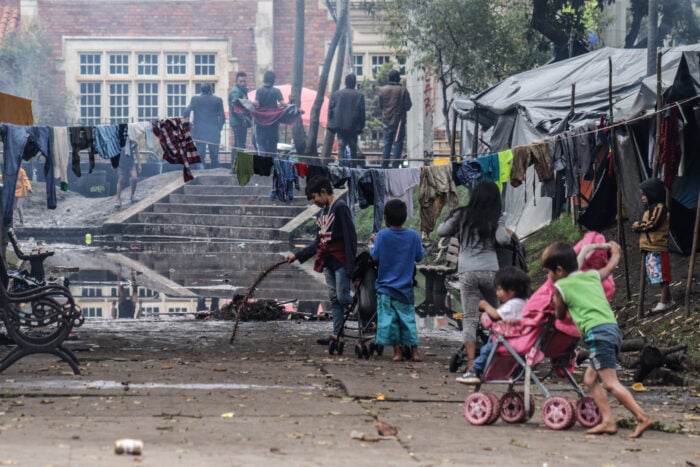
[{"xmin": 462, "ymin": 232, "xmax": 615, "ymax": 430}]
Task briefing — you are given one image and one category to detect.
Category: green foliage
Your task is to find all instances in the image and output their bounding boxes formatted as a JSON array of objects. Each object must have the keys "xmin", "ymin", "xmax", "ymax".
[
  {"xmin": 374, "ymin": 0, "xmax": 551, "ymax": 97},
  {"xmin": 0, "ymin": 21, "xmax": 71, "ymax": 125}
]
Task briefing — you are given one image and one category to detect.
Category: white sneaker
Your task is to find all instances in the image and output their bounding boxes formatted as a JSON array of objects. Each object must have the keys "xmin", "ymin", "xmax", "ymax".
[
  {"xmin": 455, "ymin": 370, "xmax": 480, "ymax": 385},
  {"xmin": 651, "ymin": 302, "xmax": 672, "ymax": 312}
]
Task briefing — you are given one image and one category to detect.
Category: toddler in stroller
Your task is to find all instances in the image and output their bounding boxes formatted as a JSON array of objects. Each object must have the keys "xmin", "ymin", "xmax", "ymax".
[{"xmin": 462, "ymin": 232, "xmax": 616, "ymax": 430}]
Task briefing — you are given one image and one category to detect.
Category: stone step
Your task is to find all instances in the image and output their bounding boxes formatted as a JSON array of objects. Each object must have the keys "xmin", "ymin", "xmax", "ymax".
[
  {"xmin": 182, "ymin": 184, "xmax": 279, "ymax": 196},
  {"xmin": 150, "ymin": 203, "xmax": 308, "ymax": 217},
  {"xmin": 93, "ymin": 238, "xmax": 292, "ymax": 254},
  {"xmin": 166, "ymin": 193, "xmax": 309, "ymax": 206},
  {"xmin": 135, "ymin": 212, "xmax": 292, "ymax": 228},
  {"xmin": 101, "ymin": 223, "xmax": 287, "ymax": 241},
  {"xmin": 134, "ymin": 254, "xmax": 292, "ymax": 271}
]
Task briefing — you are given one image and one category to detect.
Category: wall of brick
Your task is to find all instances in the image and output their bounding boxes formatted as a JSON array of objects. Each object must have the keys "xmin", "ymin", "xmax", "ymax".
[{"xmin": 35, "ymin": 0, "xmax": 335, "ymax": 101}]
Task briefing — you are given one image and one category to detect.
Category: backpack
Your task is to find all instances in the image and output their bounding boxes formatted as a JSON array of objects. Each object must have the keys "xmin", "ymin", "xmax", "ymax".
[{"xmin": 496, "ymin": 234, "xmax": 528, "ymax": 273}]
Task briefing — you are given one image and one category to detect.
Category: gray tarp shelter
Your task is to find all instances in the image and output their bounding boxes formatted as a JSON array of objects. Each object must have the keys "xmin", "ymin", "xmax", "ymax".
[{"xmin": 453, "ymin": 46, "xmax": 700, "ymax": 241}]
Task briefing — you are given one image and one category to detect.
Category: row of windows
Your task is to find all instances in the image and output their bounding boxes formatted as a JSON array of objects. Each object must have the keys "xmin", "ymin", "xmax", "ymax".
[
  {"xmin": 79, "ymin": 81, "xmax": 214, "ymax": 125},
  {"xmin": 80, "ymin": 286, "xmax": 159, "ymax": 297},
  {"xmin": 352, "ymin": 54, "xmax": 406, "ymax": 78},
  {"xmin": 81, "ymin": 53, "xmax": 216, "ymax": 77}
]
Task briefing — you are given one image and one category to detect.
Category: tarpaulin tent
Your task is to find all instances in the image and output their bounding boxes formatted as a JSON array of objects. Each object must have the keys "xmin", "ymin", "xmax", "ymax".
[{"xmin": 453, "ymin": 45, "xmax": 700, "ymax": 240}]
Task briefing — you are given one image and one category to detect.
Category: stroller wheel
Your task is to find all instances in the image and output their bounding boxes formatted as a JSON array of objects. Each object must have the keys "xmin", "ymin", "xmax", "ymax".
[
  {"xmin": 368, "ymin": 342, "xmax": 376, "ymax": 357},
  {"xmin": 375, "ymin": 345, "xmax": 384, "ymax": 356},
  {"xmin": 362, "ymin": 344, "xmax": 370, "ymax": 359},
  {"xmin": 516, "ymin": 392, "xmax": 536, "ymax": 422},
  {"xmin": 355, "ymin": 343, "xmax": 363, "ymax": 358},
  {"xmin": 328, "ymin": 340, "xmax": 337, "ymax": 355},
  {"xmin": 337, "ymin": 340, "xmax": 344, "ymax": 356},
  {"xmin": 449, "ymin": 352, "xmax": 464, "ymax": 373},
  {"xmin": 541, "ymin": 396, "xmax": 575, "ymax": 430},
  {"xmin": 575, "ymin": 396, "xmax": 602, "ymax": 428},
  {"xmin": 566, "ymin": 400, "xmax": 577, "ymax": 429},
  {"xmin": 484, "ymin": 392, "xmax": 500, "ymax": 425},
  {"xmin": 463, "ymin": 392, "xmax": 494, "ymax": 426},
  {"xmin": 499, "ymin": 392, "xmax": 527, "ymax": 423}
]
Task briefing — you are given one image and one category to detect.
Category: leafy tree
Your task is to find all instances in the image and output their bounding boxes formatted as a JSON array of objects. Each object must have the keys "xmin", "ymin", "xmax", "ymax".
[
  {"xmin": 0, "ymin": 20, "xmax": 70, "ymax": 125},
  {"xmin": 622, "ymin": 0, "xmax": 700, "ymax": 48},
  {"xmin": 374, "ymin": 0, "xmax": 550, "ymax": 142}
]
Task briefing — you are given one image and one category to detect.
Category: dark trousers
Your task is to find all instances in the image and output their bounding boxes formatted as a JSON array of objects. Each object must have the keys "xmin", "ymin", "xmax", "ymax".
[
  {"xmin": 337, "ymin": 130, "xmax": 362, "ymax": 168},
  {"xmin": 195, "ymin": 141, "xmax": 220, "ymax": 168},
  {"xmin": 255, "ymin": 124, "xmax": 279, "ymax": 158},
  {"xmin": 231, "ymin": 125, "xmax": 248, "ymax": 169}
]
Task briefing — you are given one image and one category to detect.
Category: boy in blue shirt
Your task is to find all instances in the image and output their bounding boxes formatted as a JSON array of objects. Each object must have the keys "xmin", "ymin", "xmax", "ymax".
[{"xmin": 371, "ymin": 199, "xmax": 425, "ymax": 361}]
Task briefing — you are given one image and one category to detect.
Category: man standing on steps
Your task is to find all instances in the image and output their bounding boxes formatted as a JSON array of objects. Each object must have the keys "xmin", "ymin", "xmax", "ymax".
[
  {"xmin": 228, "ymin": 72, "xmax": 251, "ymax": 172},
  {"xmin": 328, "ymin": 73, "xmax": 365, "ymax": 168},
  {"xmin": 183, "ymin": 83, "xmax": 226, "ymax": 169},
  {"xmin": 378, "ymin": 69, "xmax": 412, "ymax": 169}
]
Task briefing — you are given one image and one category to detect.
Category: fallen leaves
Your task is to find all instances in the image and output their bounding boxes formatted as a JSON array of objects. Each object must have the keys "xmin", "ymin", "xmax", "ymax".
[{"xmin": 375, "ymin": 421, "xmax": 399, "ymax": 436}]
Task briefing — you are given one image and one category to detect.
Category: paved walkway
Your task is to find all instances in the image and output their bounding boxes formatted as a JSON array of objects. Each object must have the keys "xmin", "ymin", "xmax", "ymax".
[{"xmin": 0, "ymin": 319, "xmax": 697, "ymax": 466}]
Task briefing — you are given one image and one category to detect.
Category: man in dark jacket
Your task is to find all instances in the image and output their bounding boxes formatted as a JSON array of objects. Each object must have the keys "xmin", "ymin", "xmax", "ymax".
[
  {"xmin": 253, "ymin": 70, "xmax": 286, "ymax": 158},
  {"xmin": 183, "ymin": 83, "xmax": 225, "ymax": 169},
  {"xmin": 228, "ymin": 71, "xmax": 251, "ymax": 171},
  {"xmin": 378, "ymin": 69, "xmax": 412, "ymax": 168},
  {"xmin": 328, "ymin": 74, "xmax": 365, "ymax": 168}
]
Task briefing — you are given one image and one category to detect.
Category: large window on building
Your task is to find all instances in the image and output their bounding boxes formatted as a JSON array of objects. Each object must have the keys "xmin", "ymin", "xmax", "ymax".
[
  {"xmin": 194, "ymin": 54, "xmax": 216, "ymax": 76},
  {"xmin": 109, "ymin": 54, "xmax": 129, "ymax": 75},
  {"xmin": 167, "ymin": 83, "xmax": 187, "ymax": 117},
  {"xmin": 137, "ymin": 82, "xmax": 158, "ymax": 120},
  {"xmin": 83, "ymin": 307, "xmax": 103, "ymax": 318},
  {"xmin": 353, "ymin": 55, "xmax": 364, "ymax": 78},
  {"xmin": 194, "ymin": 83, "xmax": 216, "ymax": 94},
  {"xmin": 80, "ymin": 82, "xmax": 101, "ymax": 125},
  {"xmin": 109, "ymin": 83, "xmax": 129, "ymax": 124},
  {"xmin": 371, "ymin": 55, "xmax": 391, "ymax": 78},
  {"xmin": 138, "ymin": 53, "xmax": 159, "ymax": 75},
  {"xmin": 166, "ymin": 54, "xmax": 186, "ymax": 75},
  {"xmin": 80, "ymin": 53, "xmax": 101, "ymax": 75}
]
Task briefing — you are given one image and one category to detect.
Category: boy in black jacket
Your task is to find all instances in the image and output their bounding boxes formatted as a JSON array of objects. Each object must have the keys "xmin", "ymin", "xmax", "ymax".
[{"xmin": 286, "ymin": 176, "xmax": 357, "ymax": 350}]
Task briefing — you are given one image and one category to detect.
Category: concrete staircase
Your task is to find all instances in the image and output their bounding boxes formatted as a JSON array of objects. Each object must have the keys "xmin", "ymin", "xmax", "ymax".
[{"xmin": 97, "ymin": 171, "xmax": 329, "ymax": 313}]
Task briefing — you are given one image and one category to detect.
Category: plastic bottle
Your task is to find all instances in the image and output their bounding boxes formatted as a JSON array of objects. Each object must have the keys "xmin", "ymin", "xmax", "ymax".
[{"xmin": 114, "ymin": 439, "xmax": 143, "ymax": 455}]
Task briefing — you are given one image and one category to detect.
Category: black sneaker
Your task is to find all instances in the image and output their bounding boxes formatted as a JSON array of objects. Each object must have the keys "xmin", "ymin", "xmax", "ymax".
[{"xmin": 316, "ymin": 336, "xmax": 333, "ymax": 345}]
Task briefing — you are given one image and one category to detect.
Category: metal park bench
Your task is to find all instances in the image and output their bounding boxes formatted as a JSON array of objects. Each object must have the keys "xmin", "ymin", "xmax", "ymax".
[
  {"xmin": 416, "ymin": 237, "xmax": 460, "ymax": 316},
  {"xmin": 0, "ymin": 229, "xmax": 83, "ymax": 374}
]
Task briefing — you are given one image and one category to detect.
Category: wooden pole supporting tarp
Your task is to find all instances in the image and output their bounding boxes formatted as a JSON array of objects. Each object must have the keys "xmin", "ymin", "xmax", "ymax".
[
  {"xmin": 570, "ymin": 84, "xmax": 577, "ymax": 226},
  {"xmin": 608, "ymin": 57, "xmax": 632, "ymax": 302},
  {"xmin": 684, "ymin": 189, "xmax": 700, "ymax": 317}
]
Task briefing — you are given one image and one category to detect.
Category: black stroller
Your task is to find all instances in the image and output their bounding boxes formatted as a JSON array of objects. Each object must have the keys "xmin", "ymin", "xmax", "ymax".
[{"xmin": 328, "ymin": 251, "xmax": 384, "ymax": 358}]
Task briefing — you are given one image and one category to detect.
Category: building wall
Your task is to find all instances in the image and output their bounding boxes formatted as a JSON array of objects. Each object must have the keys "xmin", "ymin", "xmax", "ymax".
[{"xmin": 32, "ymin": 0, "xmax": 337, "ymax": 123}]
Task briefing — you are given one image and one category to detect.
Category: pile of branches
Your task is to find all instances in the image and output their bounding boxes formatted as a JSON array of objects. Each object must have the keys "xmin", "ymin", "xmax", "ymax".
[{"xmin": 209, "ymin": 294, "xmax": 285, "ymax": 322}]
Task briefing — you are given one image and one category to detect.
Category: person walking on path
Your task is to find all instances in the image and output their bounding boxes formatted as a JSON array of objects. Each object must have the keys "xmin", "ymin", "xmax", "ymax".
[
  {"xmin": 228, "ymin": 71, "xmax": 251, "ymax": 171},
  {"xmin": 328, "ymin": 73, "xmax": 365, "ymax": 168},
  {"xmin": 437, "ymin": 180, "xmax": 511, "ymax": 384},
  {"xmin": 253, "ymin": 71, "xmax": 287, "ymax": 158},
  {"xmin": 13, "ymin": 166, "xmax": 31, "ymax": 225},
  {"xmin": 370, "ymin": 199, "xmax": 424, "ymax": 362},
  {"xmin": 183, "ymin": 83, "xmax": 225, "ymax": 169},
  {"xmin": 378, "ymin": 69, "xmax": 411, "ymax": 168},
  {"xmin": 543, "ymin": 240, "xmax": 653, "ymax": 439},
  {"xmin": 286, "ymin": 176, "xmax": 357, "ymax": 351},
  {"xmin": 114, "ymin": 142, "xmax": 141, "ymax": 209}
]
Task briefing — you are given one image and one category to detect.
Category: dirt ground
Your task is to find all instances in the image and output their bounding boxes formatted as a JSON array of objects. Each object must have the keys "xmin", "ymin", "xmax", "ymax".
[{"xmin": 0, "ymin": 319, "xmax": 698, "ymax": 467}]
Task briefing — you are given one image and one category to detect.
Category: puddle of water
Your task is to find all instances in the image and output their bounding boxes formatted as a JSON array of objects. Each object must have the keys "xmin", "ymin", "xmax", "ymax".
[{"xmin": 0, "ymin": 380, "xmax": 334, "ymax": 392}]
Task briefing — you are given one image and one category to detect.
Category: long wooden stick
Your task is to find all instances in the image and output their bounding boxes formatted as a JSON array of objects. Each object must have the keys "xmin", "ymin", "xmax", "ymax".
[
  {"xmin": 685, "ymin": 188, "xmax": 700, "ymax": 317},
  {"xmin": 609, "ymin": 57, "xmax": 631, "ymax": 302},
  {"xmin": 651, "ymin": 50, "xmax": 663, "ymax": 178},
  {"xmin": 229, "ymin": 260, "xmax": 288, "ymax": 344}
]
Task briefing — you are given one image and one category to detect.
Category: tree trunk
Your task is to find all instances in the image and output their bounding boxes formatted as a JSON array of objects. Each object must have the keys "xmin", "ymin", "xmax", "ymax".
[
  {"xmin": 321, "ymin": 19, "xmax": 347, "ymax": 164},
  {"xmin": 291, "ymin": 0, "xmax": 307, "ymax": 160},
  {"xmin": 303, "ymin": 0, "xmax": 347, "ymax": 156}
]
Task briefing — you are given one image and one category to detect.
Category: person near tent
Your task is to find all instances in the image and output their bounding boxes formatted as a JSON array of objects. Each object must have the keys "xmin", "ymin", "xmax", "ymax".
[
  {"xmin": 328, "ymin": 73, "xmax": 366, "ymax": 168},
  {"xmin": 378, "ymin": 69, "xmax": 411, "ymax": 169},
  {"xmin": 228, "ymin": 71, "xmax": 251, "ymax": 172},
  {"xmin": 631, "ymin": 178, "xmax": 672, "ymax": 311},
  {"xmin": 253, "ymin": 70, "xmax": 287, "ymax": 158},
  {"xmin": 12, "ymin": 166, "xmax": 32, "ymax": 226},
  {"xmin": 182, "ymin": 83, "xmax": 225, "ymax": 169},
  {"xmin": 436, "ymin": 180, "xmax": 511, "ymax": 384},
  {"xmin": 285, "ymin": 176, "xmax": 357, "ymax": 350}
]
